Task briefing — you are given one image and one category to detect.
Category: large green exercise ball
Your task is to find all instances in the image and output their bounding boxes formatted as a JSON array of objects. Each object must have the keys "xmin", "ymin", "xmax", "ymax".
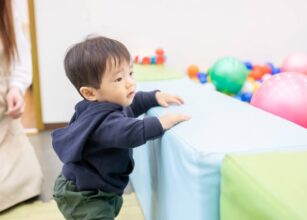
[{"xmin": 209, "ymin": 57, "xmax": 249, "ymax": 94}]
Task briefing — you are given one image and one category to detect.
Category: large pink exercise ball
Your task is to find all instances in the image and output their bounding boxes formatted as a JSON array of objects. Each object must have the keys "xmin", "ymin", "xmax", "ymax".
[
  {"xmin": 251, "ymin": 72, "xmax": 307, "ymax": 128},
  {"xmin": 281, "ymin": 52, "xmax": 307, "ymax": 75}
]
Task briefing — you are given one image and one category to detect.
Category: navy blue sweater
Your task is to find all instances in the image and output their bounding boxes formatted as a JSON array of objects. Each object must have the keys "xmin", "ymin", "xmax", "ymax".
[{"xmin": 52, "ymin": 91, "xmax": 163, "ymax": 194}]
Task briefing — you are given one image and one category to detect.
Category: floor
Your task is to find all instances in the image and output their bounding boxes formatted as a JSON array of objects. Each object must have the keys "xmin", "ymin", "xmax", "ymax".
[
  {"xmin": 0, "ymin": 193, "xmax": 143, "ymax": 220},
  {"xmin": 0, "ymin": 131, "xmax": 143, "ymax": 219}
]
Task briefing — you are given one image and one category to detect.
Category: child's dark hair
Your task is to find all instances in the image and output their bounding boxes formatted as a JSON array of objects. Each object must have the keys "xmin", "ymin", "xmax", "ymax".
[{"xmin": 64, "ymin": 36, "xmax": 131, "ymax": 92}]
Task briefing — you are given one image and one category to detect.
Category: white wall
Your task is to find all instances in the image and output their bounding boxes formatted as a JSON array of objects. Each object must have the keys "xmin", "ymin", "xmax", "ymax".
[{"xmin": 34, "ymin": 0, "xmax": 307, "ymax": 123}]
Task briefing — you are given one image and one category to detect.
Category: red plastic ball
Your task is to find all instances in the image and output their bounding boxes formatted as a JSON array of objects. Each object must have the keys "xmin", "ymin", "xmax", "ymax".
[
  {"xmin": 142, "ymin": 57, "xmax": 151, "ymax": 64},
  {"xmin": 155, "ymin": 48, "xmax": 164, "ymax": 56},
  {"xmin": 134, "ymin": 56, "xmax": 139, "ymax": 64},
  {"xmin": 156, "ymin": 56, "xmax": 165, "ymax": 64}
]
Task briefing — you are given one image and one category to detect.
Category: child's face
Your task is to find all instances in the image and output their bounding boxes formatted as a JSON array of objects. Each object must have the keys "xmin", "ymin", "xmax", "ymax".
[{"xmin": 94, "ymin": 60, "xmax": 136, "ymax": 106}]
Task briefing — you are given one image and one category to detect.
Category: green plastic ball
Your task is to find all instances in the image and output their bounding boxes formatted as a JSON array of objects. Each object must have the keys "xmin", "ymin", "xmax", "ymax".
[{"xmin": 209, "ymin": 57, "xmax": 248, "ymax": 94}]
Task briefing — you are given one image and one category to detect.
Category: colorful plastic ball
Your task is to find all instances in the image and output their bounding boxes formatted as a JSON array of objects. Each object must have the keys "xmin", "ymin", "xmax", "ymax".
[
  {"xmin": 155, "ymin": 48, "xmax": 164, "ymax": 56},
  {"xmin": 249, "ymin": 65, "xmax": 266, "ymax": 80},
  {"xmin": 150, "ymin": 57, "xmax": 157, "ymax": 64},
  {"xmin": 247, "ymin": 77, "xmax": 255, "ymax": 83},
  {"xmin": 252, "ymin": 81, "xmax": 262, "ymax": 92},
  {"xmin": 256, "ymin": 79, "xmax": 263, "ymax": 84},
  {"xmin": 251, "ymin": 72, "xmax": 307, "ymax": 128},
  {"xmin": 244, "ymin": 61, "xmax": 253, "ymax": 70},
  {"xmin": 241, "ymin": 80, "xmax": 254, "ymax": 93},
  {"xmin": 142, "ymin": 57, "xmax": 151, "ymax": 64},
  {"xmin": 156, "ymin": 56, "xmax": 165, "ymax": 64},
  {"xmin": 207, "ymin": 74, "xmax": 211, "ymax": 82},
  {"xmin": 271, "ymin": 67, "xmax": 280, "ymax": 75},
  {"xmin": 209, "ymin": 57, "xmax": 249, "ymax": 94},
  {"xmin": 261, "ymin": 65, "xmax": 272, "ymax": 74},
  {"xmin": 187, "ymin": 65, "xmax": 199, "ymax": 79},
  {"xmin": 197, "ymin": 72, "xmax": 207, "ymax": 84},
  {"xmin": 240, "ymin": 92, "xmax": 253, "ymax": 102},
  {"xmin": 262, "ymin": 73, "xmax": 271, "ymax": 81},
  {"xmin": 281, "ymin": 52, "xmax": 307, "ymax": 75},
  {"xmin": 134, "ymin": 56, "xmax": 140, "ymax": 64},
  {"xmin": 266, "ymin": 62, "xmax": 275, "ymax": 70}
]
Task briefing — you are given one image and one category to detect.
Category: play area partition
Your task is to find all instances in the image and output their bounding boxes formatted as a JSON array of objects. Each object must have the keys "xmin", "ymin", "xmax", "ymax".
[{"xmin": 130, "ymin": 77, "xmax": 307, "ymax": 220}]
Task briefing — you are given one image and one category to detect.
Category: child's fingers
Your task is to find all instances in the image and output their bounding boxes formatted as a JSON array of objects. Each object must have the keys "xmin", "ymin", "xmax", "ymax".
[
  {"xmin": 179, "ymin": 114, "xmax": 191, "ymax": 121},
  {"xmin": 160, "ymin": 100, "xmax": 169, "ymax": 107},
  {"xmin": 174, "ymin": 96, "xmax": 184, "ymax": 104},
  {"xmin": 168, "ymin": 96, "xmax": 184, "ymax": 105},
  {"xmin": 174, "ymin": 114, "xmax": 191, "ymax": 123}
]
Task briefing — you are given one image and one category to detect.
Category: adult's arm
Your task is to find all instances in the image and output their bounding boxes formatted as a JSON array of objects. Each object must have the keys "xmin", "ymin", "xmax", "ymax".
[{"xmin": 8, "ymin": 15, "xmax": 32, "ymax": 94}]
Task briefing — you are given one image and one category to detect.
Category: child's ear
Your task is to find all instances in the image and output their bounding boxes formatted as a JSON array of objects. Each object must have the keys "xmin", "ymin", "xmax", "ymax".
[{"xmin": 79, "ymin": 87, "xmax": 97, "ymax": 101}]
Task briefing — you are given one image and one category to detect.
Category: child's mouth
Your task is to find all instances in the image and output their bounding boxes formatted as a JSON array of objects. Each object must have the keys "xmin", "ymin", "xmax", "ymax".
[{"xmin": 128, "ymin": 91, "xmax": 135, "ymax": 98}]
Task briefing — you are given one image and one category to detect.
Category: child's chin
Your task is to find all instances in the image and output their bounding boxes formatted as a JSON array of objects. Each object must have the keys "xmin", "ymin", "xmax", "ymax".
[{"xmin": 123, "ymin": 100, "xmax": 133, "ymax": 107}]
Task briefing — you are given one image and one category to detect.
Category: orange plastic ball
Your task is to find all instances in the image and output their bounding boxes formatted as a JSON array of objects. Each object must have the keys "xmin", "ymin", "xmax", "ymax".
[
  {"xmin": 187, "ymin": 65, "xmax": 199, "ymax": 78},
  {"xmin": 249, "ymin": 65, "xmax": 265, "ymax": 80},
  {"xmin": 261, "ymin": 65, "xmax": 272, "ymax": 74}
]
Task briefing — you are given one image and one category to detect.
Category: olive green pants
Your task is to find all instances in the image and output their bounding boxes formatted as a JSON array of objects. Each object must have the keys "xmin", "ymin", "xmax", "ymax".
[{"xmin": 53, "ymin": 174, "xmax": 123, "ymax": 220}]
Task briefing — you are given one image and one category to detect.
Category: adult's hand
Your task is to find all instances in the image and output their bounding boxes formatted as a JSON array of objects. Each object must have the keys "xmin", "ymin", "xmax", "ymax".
[{"xmin": 5, "ymin": 87, "xmax": 24, "ymax": 119}]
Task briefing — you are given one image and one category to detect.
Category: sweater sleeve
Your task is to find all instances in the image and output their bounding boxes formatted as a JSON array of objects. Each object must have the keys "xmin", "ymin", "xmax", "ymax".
[
  {"xmin": 130, "ymin": 91, "xmax": 160, "ymax": 117},
  {"xmin": 90, "ymin": 111, "xmax": 164, "ymax": 148},
  {"xmin": 8, "ymin": 15, "xmax": 32, "ymax": 94}
]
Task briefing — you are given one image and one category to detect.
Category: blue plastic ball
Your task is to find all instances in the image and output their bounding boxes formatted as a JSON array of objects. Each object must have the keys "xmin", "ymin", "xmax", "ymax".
[
  {"xmin": 256, "ymin": 79, "xmax": 263, "ymax": 83},
  {"xmin": 150, "ymin": 57, "xmax": 157, "ymax": 64},
  {"xmin": 240, "ymin": 92, "xmax": 253, "ymax": 102},
  {"xmin": 197, "ymin": 72, "xmax": 208, "ymax": 84},
  {"xmin": 271, "ymin": 67, "xmax": 281, "ymax": 75},
  {"xmin": 266, "ymin": 62, "xmax": 275, "ymax": 70},
  {"xmin": 234, "ymin": 94, "xmax": 242, "ymax": 100},
  {"xmin": 244, "ymin": 61, "xmax": 253, "ymax": 70}
]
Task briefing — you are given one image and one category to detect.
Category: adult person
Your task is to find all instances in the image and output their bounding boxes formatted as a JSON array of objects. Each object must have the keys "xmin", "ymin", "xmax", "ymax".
[{"xmin": 0, "ymin": 0, "xmax": 43, "ymax": 211}]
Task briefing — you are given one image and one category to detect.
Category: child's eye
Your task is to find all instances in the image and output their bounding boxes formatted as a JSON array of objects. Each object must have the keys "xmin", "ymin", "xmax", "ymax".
[
  {"xmin": 129, "ymin": 71, "xmax": 134, "ymax": 76},
  {"xmin": 115, "ymin": 77, "xmax": 122, "ymax": 82}
]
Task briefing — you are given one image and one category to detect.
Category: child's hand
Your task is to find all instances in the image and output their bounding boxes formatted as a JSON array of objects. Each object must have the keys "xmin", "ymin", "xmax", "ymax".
[
  {"xmin": 156, "ymin": 91, "xmax": 184, "ymax": 107},
  {"xmin": 159, "ymin": 113, "xmax": 191, "ymax": 130}
]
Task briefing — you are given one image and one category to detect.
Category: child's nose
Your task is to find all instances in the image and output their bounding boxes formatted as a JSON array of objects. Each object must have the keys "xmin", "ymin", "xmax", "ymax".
[{"xmin": 126, "ymin": 78, "xmax": 135, "ymax": 88}]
